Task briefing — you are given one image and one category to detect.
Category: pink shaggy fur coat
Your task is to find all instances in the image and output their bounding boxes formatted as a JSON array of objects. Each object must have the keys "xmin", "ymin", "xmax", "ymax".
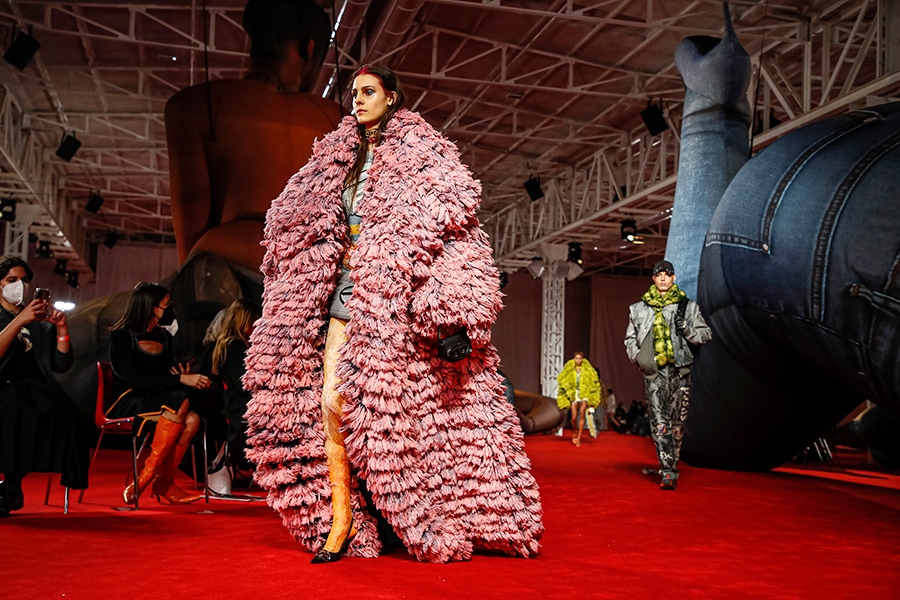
[{"xmin": 243, "ymin": 109, "xmax": 543, "ymax": 563}]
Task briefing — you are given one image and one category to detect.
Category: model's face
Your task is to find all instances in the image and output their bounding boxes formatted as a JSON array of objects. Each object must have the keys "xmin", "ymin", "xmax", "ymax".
[
  {"xmin": 351, "ymin": 74, "xmax": 396, "ymax": 128},
  {"xmin": 652, "ymin": 271, "xmax": 675, "ymax": 295},
  {"xmin": 574, "ymin": 354, "xmax": 584, "ymax": 366}
]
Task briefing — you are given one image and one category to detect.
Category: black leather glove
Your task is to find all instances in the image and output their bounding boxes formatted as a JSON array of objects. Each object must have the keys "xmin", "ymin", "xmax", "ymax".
[{"xmin": 673, "ymin": 315, "xmax": 687, "ymax": 336}]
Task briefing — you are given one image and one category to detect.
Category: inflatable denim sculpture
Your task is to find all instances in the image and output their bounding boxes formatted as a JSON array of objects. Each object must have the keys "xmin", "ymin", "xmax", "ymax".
[
  {"xmin": 665, "ymin": 2, "xmax": 751, "ymax": 299},
  {"xmin": 660, "ymin": 3, "xmax": 900, "ymax": 470},
  {"xmin": 684, "ymin": 101, "xmax": 900, "ymax": 470}
]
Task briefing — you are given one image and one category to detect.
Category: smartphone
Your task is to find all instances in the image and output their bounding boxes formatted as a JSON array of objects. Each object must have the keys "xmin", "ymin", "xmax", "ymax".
[{"xmin": 33, "ymin": 287, "xmax": 51, "ymax": 300}]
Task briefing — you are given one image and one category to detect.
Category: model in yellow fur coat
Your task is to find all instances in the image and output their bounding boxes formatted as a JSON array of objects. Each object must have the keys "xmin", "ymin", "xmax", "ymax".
[{"xmin": 557, "ymin": 352, "xmax": 603, "ymax": 446}]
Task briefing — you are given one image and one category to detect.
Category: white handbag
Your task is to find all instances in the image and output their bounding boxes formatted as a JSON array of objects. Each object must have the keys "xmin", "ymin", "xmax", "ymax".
[{"xmin": 207, "ymin": 445, "xmax": 232, "ymax": 497}]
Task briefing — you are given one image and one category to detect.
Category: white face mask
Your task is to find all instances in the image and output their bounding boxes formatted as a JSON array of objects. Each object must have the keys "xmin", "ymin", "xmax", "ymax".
[
  {"xmin": 160, "ymin": 319, "xmax": 179, "ymax": 337},
  {"xmin": 2, "ymin": 280, "xmax": 25, "ymax": 305}
]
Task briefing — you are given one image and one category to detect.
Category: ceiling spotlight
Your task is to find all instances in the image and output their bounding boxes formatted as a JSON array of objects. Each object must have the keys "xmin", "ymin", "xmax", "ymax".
[
  {"xmin": 621, "ymin": 218, "xmax": 638, "ymax": 242},
  {"xmin": 526, "ymin": 257, "xmax": 545, "ymax": 279},
  {"xmin": 103, "ymin": 230, "xmax": 120, "ymax": 249},
  {"xmin": 567, "ymin": 242, "xmax": 583, "ymax": 266},
  {"xmin": 36, "ymin": 240, "xmax": 54, "ymax": 259},
  {"xmin": 565, "ymin": 263, "xmax": 584, "ymax": 281},
  {"xmin": 66, "ymin": 271, "xmax": 80, "ymax": 289},
  {"xmin": 0, "ymin": 198, "xmax": 17, "ymax": 222},
  {"xmin": 85, "ymin": 192, "xmax": 104, "ymax": 214},
  {"xmin": 524, "ymin": 175, "xmax": 544, "ymax": 202},
  {"xmin": 53, "ymin": 259, "xmax": 68, "ymax": 277},
  {"xmin": 546, "ymin": 262, "xmax": 570, "ymax": 279},
  {"xmin": 55, "ymin": 133, "xmax": 82, "ymax": 162},
  {"xmin": 640, "ymin": 100, "xmax": 669, "ymax": 136},
  {"xmin": 3, "ymin": 30, "xmax": 40, "ymax": 71}
]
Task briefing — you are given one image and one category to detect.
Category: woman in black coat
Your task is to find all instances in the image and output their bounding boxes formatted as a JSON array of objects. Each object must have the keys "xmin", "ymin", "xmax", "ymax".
[{"xmin": 0, "ymin": 256, "xmax": 88, "ymax": 517}]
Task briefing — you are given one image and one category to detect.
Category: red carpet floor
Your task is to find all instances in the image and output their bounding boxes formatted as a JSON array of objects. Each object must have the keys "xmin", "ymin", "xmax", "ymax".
[{"xmin": 3, "ymin": 432, "xmax": 899, "ymax": 600}]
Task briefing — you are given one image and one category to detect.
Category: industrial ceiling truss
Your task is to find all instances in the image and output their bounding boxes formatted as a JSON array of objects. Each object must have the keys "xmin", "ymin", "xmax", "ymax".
[{"xmin": 0, "ymin": 0, "xmax": 896, "ymax": 280}]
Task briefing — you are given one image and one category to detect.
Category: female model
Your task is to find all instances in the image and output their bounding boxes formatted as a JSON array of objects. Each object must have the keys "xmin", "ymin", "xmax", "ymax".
[
  {"xmin": 557, "ymin": 351, "xmax": 603, "ymax": 446},
  {"xmin": 244, "ymin": 65, "xmax": 543, "ymax": 563}
]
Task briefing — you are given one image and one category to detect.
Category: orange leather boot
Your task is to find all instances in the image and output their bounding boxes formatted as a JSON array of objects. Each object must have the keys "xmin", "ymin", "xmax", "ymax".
[
  {"xmin": 152, "ymin": 438, "xmax": 202, "ymax": 505},
  {"xmin": 123, "ymin": 415, "xmax": 183, "ymax": 505},
  {"xmin": 311, "ymin": 439, "xmax": 357, "ymax": 564}
]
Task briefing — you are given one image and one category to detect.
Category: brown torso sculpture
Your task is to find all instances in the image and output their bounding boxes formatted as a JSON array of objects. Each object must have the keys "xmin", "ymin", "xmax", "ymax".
[{"xmin": 165, "ymin": 78, "xmax": 342, "ymax": 272}]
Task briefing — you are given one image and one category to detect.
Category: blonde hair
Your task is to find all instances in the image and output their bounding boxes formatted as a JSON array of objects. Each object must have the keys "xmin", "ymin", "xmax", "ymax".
[
  {"xmin": 203, "ymin": 307, "xmax": 228, "ymax": 346},
  {"xmin": 211, "ymin": 299, "xmax": 261, "ymax": 376}
]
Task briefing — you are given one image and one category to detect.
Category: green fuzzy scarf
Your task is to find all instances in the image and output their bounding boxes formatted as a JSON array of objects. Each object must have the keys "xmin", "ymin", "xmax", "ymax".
[{"xmin": 641, "ymin": 283, "xmax": 686, "ymax": 366}]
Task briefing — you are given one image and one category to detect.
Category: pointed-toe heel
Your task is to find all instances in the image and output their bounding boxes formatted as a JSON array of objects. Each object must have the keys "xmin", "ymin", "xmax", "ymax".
[
  {"xmin": 311, "ymin": 548, "xmax": 342, "ymax": 564},
  {"xmin": 310, "ymin": 521, "xmax": 357, "ymax": 565}
]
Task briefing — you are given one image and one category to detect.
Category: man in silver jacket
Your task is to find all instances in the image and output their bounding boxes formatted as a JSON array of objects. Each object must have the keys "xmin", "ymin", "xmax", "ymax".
[{"xmin": 624, "ymin": 260, "xmax": 712, "ymax": 489}]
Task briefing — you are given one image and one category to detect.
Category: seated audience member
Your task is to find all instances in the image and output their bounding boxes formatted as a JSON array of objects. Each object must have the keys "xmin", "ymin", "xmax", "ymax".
[
  {"xmin": 210, "ymin": 298, "xmax": 260, "ymax": 476},
  {"xmin": 629, "ymin": 398, "xmax": 651, "ymax": 437},
  {"xmin": 108, "ymin": 282, "xmax": 212, "ymax": 505},
  {"xmin": 609, "ymin": 405, "xmax": 629, "ymax": 434},
  {"xmin": 180, "ymin": 310, "xmax": 230, "ymax": 457},
  {"xmin": 605, "ymin": 388, "xmax": 618, "ymax": 430},
  {"xmin": 0, "ymin": 256, "xmax": 89, "ymax": 517}
]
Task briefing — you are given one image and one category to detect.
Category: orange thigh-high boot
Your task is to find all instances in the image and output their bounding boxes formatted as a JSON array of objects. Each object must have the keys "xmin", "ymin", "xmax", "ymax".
[
  {"xmin": 152, "ymin": 404, "xmax": 202, "ymax": 504},
  {"xmin": 311, "ymin": 317, "xmax": 357, "ymax": 564},
  {"xmin": 124, "ymin": 403, "xmax": 188, "ymax": 505}
]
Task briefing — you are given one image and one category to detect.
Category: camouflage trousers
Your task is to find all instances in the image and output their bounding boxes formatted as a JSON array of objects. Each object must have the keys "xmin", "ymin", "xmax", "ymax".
[{"xmin": 644, "ymin": 365, "xmax": 691, "ymax": 479}]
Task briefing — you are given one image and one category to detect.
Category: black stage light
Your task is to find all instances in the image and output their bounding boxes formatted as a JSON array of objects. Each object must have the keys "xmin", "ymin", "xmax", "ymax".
[
  {"xmin": 640, "ymin": 101, "xmax": 669, "ymax": 136},
  {"xmin": 66, "ymin": 271, "xmax": 80, "ymax": 289},
  {"xmin": 567, "ymin": 242, "xmax": 583, "ymax": 266},
  {"xmin": 56, "ymin": 134, "xmax": 82, "ymax": 162},
  {"xmin": 103, "ymin": 230, "xmax": 120, "ymax": 249},
  {"xmin": 3, "ymin": 30, "xmax": 40, "ymax": 71},
  {"xmin": 85, "ymin": 192, "xmax": 104, "ymax": 214},
  {"xmin": 499, "ymin": 271, "xmax": 509, "ymax": 289},
  {"xmin": 621, "ymin": 218, "xmax": 638, "ymax": 242},
  {"xmin": 36, "ymin": 240, "xmax": 54, "ymax": 259},
  {"xmin": 0, "ymin": 198, "xmax": 16, "ymax": 222},
  {"xmin": 53, "ymin": 259, "xmax": 68, "ymax": 277},
  {"xmin": 524, "ymin": 175, "xmax": 544, "ymax": 202}
]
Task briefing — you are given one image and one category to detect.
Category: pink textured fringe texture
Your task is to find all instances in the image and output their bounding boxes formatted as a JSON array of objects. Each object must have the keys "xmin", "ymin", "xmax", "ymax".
[{"xmin": 243, "ymin": 109, "xmax": 544, "ymax": 563}]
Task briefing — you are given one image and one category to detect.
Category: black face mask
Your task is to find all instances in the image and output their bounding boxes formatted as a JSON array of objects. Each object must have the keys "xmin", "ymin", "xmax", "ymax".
[{"xmin": 158, "ymin": 306, "xmax": 176, "ymax": 327}]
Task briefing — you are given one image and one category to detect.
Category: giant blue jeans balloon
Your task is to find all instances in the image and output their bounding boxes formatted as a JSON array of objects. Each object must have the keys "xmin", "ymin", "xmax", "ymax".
[
  {"xmin": 665, "ymin": 3, "xmax": 751, "ymax": 299},
  {"xmin": 684, "ymin": 101, "xmax": 900, "ymax": 470}
]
